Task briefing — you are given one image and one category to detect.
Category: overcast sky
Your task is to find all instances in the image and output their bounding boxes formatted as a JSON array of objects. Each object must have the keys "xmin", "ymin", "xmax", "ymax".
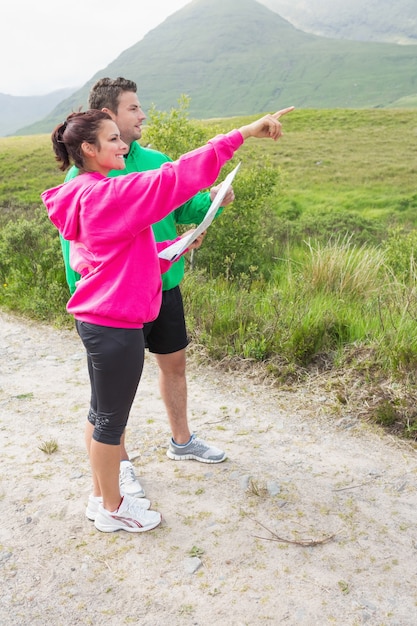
[{"xmin": 1, "ymin": 0, "xmax": 191, "ymax": 96}]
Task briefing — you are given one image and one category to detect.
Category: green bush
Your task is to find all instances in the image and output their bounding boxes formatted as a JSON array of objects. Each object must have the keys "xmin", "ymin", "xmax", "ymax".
[
  {"xmin": 284, "ymin": 310, "xmax": 351, "ymax": 366},
  {"xmin": 144, "ymin": 98, "xmax": 286, "ymax": 282},
  {"xmin": 143, "ymin": 95, "xmax": 209, "ymax": 158},
  {"xmin": 383, "ymin": 227, "xmax": 417, "ymax": 283},
  {"xmin": 195, "ymin": 160, "xmax": 282, "ymax": 280},
  {"xmin": 0, "ymin": 207, "xmax": 68, "ymax": 322}
]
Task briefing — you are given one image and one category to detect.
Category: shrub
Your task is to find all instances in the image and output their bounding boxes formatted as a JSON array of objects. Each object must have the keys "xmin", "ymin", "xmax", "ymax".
[
  {"xmin": 143, "ymin": 95, "xmax": 209, "ymax": 158},
  {"xmin": 195, "ymin": 160, "xmax": 283, "ymax": 280},
  {"xmin": 383, "ymin": 227, "xmax": 417, "ymax": 283},
  {"xmin": 144, "ymin": 98, "xmax": 285, "ymax": 281},
  {"xmin": 0, "ymin": 207, "xmax": 68, "ymax": 322}
]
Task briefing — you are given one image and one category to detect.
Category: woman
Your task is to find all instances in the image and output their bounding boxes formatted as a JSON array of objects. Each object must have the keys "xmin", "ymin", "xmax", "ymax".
[{"xmin": 41, "ymin": 106, "xmax": 293, "ymax": 533}]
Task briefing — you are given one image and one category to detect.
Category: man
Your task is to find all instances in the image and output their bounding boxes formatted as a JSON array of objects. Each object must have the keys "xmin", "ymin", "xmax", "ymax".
[{"xmin": 61, "ymin": 77, "xmax": 233, "ymax": 498}]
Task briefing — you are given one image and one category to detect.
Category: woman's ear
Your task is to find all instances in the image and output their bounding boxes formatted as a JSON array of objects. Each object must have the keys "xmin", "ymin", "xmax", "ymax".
[{"xmin": 81, "ymin": 142, "xmax": 96, "ymax": 158}]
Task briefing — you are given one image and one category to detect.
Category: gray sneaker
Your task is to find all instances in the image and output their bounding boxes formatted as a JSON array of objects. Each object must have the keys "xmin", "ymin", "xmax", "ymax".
[{"xmin": 167, "ymin": 434, "xmax": 226, "ymax": 464}]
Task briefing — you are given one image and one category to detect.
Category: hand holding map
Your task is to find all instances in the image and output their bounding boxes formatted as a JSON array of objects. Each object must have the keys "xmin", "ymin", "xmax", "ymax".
[{"xmin": 158, "ymin": 162, "xmax": 241, "ymax": 262}]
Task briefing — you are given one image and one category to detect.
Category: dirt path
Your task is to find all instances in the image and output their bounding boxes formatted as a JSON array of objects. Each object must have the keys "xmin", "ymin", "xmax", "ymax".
[{"xmin": 1, "ymin": 310, "xmax": 417, "ymax": 625}]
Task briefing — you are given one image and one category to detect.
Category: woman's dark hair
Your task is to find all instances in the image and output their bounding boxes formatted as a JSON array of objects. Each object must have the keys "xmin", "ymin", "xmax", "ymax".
[
  {"xmin": 88, "ymin": 77, "xmax": 137, "ymax": 113},
  {"xmin": 51, "ymin": 109, "xmax": 112, "ymax": 171}
]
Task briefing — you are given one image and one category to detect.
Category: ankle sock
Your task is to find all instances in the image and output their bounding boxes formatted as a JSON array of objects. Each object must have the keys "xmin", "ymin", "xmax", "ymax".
[{"xmin": 172, "ymin": 435, "xmax": 193, "ymax": 447}]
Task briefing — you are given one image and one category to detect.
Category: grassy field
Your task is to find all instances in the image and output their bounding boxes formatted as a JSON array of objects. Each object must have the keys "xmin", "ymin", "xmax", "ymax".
[
  {"xmin": 203, "ymin": 108, "xmax": 417, "ymax": 225},
  {"xmin": 2, "ymin": 108, "xmax": 417, "ymax": 216}
]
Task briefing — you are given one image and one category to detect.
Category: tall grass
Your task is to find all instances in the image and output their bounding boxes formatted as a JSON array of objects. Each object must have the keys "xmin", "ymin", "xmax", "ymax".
[
  {"xmin": 183, "ymin": 233, "xmax": 417, "ymax": 387},
  {"xmin": 302, "ymin": 234, "xmax": 386, "ymax": 298}
]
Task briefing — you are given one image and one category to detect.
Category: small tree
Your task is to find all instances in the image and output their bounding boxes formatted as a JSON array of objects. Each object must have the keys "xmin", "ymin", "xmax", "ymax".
[
  {"xmin": 195, "ymin": 160, "xmax": 282, "ymax": 281},
  {"xmin": 143, "ymin": 95, "xmax": 209, "ymax": 159}
]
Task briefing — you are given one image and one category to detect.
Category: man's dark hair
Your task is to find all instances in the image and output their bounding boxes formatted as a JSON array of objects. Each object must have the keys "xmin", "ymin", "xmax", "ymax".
[{"xmin": 88, "ymin": 77, "xmax": 137, "ymax": 113}]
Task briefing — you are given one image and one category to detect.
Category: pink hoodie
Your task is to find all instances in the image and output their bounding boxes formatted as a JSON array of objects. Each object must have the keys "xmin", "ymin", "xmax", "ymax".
[{"xmin": 41, "ymin": 129, "xmax": 244, "ymax": 328}]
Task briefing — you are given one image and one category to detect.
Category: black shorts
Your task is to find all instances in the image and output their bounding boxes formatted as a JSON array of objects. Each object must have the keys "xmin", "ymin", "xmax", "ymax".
[{"xmin": 143, "ymin": 286, "xmax": 189, "ymax": 355}]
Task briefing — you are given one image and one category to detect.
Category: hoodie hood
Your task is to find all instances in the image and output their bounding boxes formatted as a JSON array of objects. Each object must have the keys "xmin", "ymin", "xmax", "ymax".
[{"xmin": 41, "ymin": 172, "xmax": 104, "ymax": 240}]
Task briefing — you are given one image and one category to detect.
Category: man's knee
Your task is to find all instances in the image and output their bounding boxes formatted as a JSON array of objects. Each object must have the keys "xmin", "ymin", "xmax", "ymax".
[{"xmin": 156, "ymin": 349, "xmax": 186, "ymax": 376}]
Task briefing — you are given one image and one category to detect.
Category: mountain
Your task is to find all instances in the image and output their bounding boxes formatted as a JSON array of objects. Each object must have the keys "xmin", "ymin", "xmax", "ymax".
[
  {"xmin": 14, "ymin": 0, "xmax": 417, "ymax": 135},
  {"xmin": 0, "ymin": 88, "xmax": 76, "ymax": 137},
  {"xmin": 261, "ymin": 0, "xmax": 417, "ymax": 45}
]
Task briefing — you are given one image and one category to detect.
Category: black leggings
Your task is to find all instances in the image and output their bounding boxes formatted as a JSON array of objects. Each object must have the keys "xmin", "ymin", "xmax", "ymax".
[{"xmin": 76, "ymin": 321, "xmax": 145, "ymax": 445}]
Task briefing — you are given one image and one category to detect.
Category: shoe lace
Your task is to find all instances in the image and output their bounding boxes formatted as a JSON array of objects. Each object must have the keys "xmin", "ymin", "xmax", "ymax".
[
  {"xmin": 123, "ymin": 495, "xmax": 150, "ymax": 518},
  {"xmin": 120, "ymin": 464, "xmax": 136, "ymax": 486},
  {"xmin": 188, "ymin": 437, "xmax": 208, "ymax": 452},
  {"xmin": 187, "ymin": 437, "xmax": 222, "ymax": 457}
]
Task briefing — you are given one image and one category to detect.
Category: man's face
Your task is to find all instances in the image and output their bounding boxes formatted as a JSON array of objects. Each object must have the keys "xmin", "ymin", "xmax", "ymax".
[{"xmin": 107, "ymin": 91, "xmax": 146, "ymax": 147}]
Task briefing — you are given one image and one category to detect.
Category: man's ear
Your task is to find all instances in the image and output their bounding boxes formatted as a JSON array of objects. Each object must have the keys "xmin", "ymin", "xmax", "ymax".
[{"xmin": 102, "ymin": 107, "xmax": 116, "ymax": 121}]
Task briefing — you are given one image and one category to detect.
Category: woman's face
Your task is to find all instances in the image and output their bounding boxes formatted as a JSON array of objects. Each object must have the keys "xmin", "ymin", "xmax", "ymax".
[{"xmin": 84, "ymin": 119, "xmax": 129, "ymax": 175}]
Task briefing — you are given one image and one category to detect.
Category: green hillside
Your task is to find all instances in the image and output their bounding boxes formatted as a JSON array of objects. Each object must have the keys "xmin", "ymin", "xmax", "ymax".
[
  {"xmin": 0, "ymin": 89, "xmax": 75, "ymax": 137},
  {"xmin": 262, "ymin": 0, "xmax": 417, "ymax": 44},
  {"xmin": 17, "ymin": 0, "xmax": 417, "ymax": 136}
]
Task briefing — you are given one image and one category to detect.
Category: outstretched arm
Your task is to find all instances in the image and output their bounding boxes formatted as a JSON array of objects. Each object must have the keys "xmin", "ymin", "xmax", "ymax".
[{"xmin": 238, "ymin": 107, "xmax": 295, "ymax": 141}]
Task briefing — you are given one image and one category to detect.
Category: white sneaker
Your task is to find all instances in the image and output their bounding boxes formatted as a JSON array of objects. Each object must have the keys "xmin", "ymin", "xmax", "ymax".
[
  {"xmin": 119, "ymin": 460, "xmax": 146, "ymax": 497},
  {"xmin": 94, "ymin": 495, "xmax": 161, "ymax": 533},
  {"xmin": 85, "ymin": 493, "xmax": 151, "ymax": 521}
]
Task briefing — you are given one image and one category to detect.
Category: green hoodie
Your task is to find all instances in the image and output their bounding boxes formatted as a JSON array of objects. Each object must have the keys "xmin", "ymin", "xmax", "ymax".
[{"xmin": 61, "ymin": 141, "xmax": 217, "ymax": 294}]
